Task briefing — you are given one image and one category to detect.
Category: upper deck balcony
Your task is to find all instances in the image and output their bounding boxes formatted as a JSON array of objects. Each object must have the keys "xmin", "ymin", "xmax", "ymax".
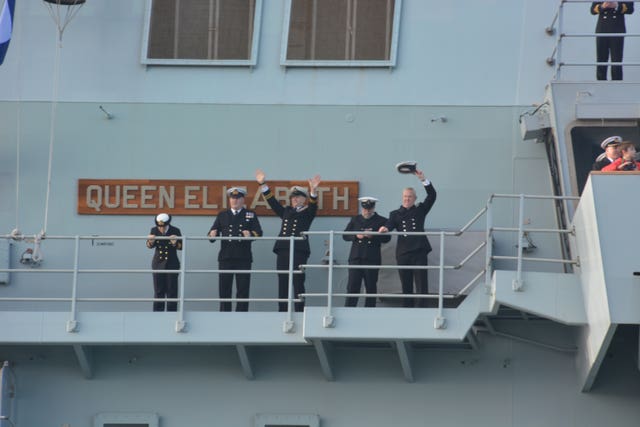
[{"xmin": 0, "ymin": 189, "xmax": 587, "ymax": 381}]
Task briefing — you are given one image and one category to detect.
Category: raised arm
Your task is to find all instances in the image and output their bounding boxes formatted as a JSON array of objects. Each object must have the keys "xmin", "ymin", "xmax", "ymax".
[
  {"xmin": 416, "ymin": 169, "xmax": 437, "ymax": 214},
  {"xmin": 308, "ymin": 174, "xmax": 321, "ymax": 196},
  {"xmin": 255, "ymin": 169, "xmax": 266, "ymax": 185},
  {"xmin": 307, "ymin": 174, "xmax": 321, "ymax": 218},
  {"xmin": 257, "ymin": 169, "xmax": 286, "ymax": 217}
]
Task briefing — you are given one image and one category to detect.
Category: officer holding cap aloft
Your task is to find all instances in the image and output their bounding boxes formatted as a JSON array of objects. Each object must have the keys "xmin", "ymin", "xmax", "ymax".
[
  {"xmin": 255, "ymin": 169, "xmax": 321, "ymax": 312},
  {"xmin": 343, "ymin": 196, "xmax": 391, "ymax": 307},
  {"xmin": 146, "ymin": 213, "xmax": 182, "ymax": 312},
  {"xmin": 208, "ymin": 187, "xmax": 263, "ymax": 312},
  {"xmin": 379, "ymin": 163, "xmax": 437, "ymax": 308}
]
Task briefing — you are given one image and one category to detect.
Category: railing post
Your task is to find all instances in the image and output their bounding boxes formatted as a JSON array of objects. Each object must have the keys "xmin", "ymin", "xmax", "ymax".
[
  {"xmin": 484, "ymin": 198, "xmax": 493, "ymax": 294},
  {"xmin": 434, "ymin": 231, "xmax": 446, "ymax": 329},
  {"xmin": 66, "ymin": 235, "xmax": 80, "ymax": 333},
  {"xmin": 555, "ymin": 0, "xmax": 564, "ymax": 79},
  {"xmin": 513, "ymin": 194, "xmax": 525, "ymax": 291},
  {"xmin": 176, "ymin": 236, "xmax": 187, "ymax": 333},
  {"xmin": 283, "ymin": 235, "xmax": 295, "ymax": 333},
  {"xmin": 323, "ymin": 230, "xmax": 335, "ymax": 328}
]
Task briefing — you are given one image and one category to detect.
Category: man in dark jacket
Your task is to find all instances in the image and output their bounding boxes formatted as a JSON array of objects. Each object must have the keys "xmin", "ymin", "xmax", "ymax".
[
  {"xmin": 591, "ymin": 2, "xmax": 634, "ymax": 80},
  {"xmin": 343, "ymin": 197, "xmax": 391, "ymax": 307},
  {"xmin": 379, "ymin": 169, "xmax": 437, "ymax": 308},
  {"xmin": 146, "ymin": 213, "xmax": 182, "ymax": 312},
  {"xmin": 255, "ymin": 169, "xmax": 321, "ymax": 312},
  {"xmin": 208, "ymin": 187, "xmax": 263, "ymax": 312}
]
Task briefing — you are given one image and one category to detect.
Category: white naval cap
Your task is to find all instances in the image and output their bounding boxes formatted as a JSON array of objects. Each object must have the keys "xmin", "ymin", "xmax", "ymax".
[
  {"xmin": 226, "ymin": 187, "xmax": 247, "ymax": 198},
  {"xmin": 155, "ymin": 213, "xmax": 171, "ymax": 226},
  {"xmin": 601, "ymin": 136, "xmax": 622, "ymax": 150},
  {"xmin": 358, "ymin": 196, "xmax": 379, "ymax": 208},
  {"xmin": 595, "ymin": 152, "xmax": 607, "ymax": 162},
  {"xmin": 289, "ymin": 186, "xmax": 308, "ymax": 198},
  {"xmin": 396, "ymin": 160, "xmax": 417, "ymax": 174}
]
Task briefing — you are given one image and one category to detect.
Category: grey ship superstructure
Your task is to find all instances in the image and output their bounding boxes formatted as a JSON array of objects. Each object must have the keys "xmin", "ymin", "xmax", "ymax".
[{"xmin": 1, "ymin": 1, "xmax": 640, "ymax": 426}]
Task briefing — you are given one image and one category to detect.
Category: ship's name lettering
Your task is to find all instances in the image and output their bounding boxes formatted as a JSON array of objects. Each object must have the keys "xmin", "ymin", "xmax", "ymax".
[{"xmin": 78, "ymin": 180, "xmax": 358, "ymax": 217}]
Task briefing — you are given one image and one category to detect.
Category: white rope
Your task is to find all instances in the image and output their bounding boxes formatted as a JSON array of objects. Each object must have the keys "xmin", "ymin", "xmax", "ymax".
[
  {"xmin": 42, "ymin": 0, "xmax": 85, "ymax": 235},
  {"xmin": 13, "ymin": 0, "xmax": 24, "ymax": 234},
  {"xmin": 14, "ymin": 94, "xmax": 21, "ymax": 232},
  {"xmin": 43, "ymin": 31, "xmax": 62, "ymax": 235},
  {"xmin": 45, "ymin": 1, "xmax": 85, "ymax": 42}
]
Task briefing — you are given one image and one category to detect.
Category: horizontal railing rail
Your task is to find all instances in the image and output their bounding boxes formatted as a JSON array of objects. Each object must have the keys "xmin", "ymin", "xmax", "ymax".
[{"xmin": 0, "ymin": 193, "xmax": 581, "ymax": 333}]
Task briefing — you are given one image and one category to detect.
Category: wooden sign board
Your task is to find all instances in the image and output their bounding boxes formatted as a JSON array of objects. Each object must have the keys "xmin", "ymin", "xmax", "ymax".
[{"xmin": 78, "ymin": 179, "xmax": 359, "ymax": 216}]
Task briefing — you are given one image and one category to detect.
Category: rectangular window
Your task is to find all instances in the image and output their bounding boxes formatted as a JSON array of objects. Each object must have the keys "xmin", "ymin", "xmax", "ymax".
[
  {"xmin": 142, "ymin": 0, "xmax": 262, "ymax": 66},
  {"xmin": 281, "ymin": 0, "xmax": 401, "ymax": 67},
  {"xmin": 255, "ymin": 414, "xmax": 320, "ymax": 427},
  {"xmin": 93, "ymin": 413, "xmax": 158, "ymax": 427}
]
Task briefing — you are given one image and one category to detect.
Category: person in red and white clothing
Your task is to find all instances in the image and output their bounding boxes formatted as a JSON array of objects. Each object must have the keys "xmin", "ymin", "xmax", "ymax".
[{"xmin": 602, "ymin": 141, "xmax": 640, "ymax": 171}]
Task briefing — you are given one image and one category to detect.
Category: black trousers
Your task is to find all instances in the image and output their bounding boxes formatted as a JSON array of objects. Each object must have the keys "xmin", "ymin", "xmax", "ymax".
[
  {"xmin": 596, "ymin": 35, "xmax": 624, "ymax": 80},
  {"xmin": 276, "ymin": 250, "xmax": 309, "ymax": 312},
  {"xmin": 345, "ymin": 261, "xmax": 380, "ymax": 307},
  {"xmin": 396, "ymin": 251, "xmax": 429, "ymax": 308},
  {"xmin": 152, "ymin": 271, "xmax": 178, "ymax": 312},
  {"xmin": 219, "ymin": 260, "xmax": 252, "ymax": 312}
]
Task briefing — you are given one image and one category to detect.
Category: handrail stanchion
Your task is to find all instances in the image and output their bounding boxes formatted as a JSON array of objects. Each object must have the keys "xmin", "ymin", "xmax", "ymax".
[
  {"xmin": 323, "ymin": 230, "xmax": 335, "ymax": 328},
  {"xmin": 434, "ymin": 231, "xmax": 446, "ymax": 329},
  {"xmin": 176, "ymin": 236, "xmax": 187, "ymax": 332},
  {"xmin": 484, "ymin": 198, "xmax": 493, "ymax": 293},
  {"xmin": 66, "ymin": 235, "xmax": 80, "ymax": 332},
  {"xmin": 555, "ymin": 1, "xmax": 564, "ymax": 79},
  {"xmin": 283, "ymin": 235, "xmax": 296, "ymax": 333},
  {"xmin": 513, "ymin": 194, "xmax": 525, "ymax": 291}
]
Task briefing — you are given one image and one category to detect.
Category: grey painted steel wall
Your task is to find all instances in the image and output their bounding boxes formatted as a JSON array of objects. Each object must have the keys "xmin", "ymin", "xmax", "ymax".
[
  {"xmin": 0, "ymin": 0, "xmax": 566, "ymax": 105},
  {"xmin": 2, "ymin": 331, "xmax": 640, "ymax": 427},
  {"xmin": 0, "ymin": 102, "xmax": 562, "ymax": 311}
]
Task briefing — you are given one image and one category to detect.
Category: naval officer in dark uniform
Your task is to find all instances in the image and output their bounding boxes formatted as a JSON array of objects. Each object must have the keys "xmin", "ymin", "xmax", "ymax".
[
  {"xmin": 255, "ymin": 169, "xmax": 321, "ymax": 312},
  {"xmin": 591, "ymin": 2, "xmax": 634, "ymax": 80},
  {"xmin": 343, "ymin": 197, "xmax": 391, "ymax": 307},
  {"xmin": 379, "ymin": 169, "xmax": 437, "ymax": 308},
  {"xmin": 146, "ymin": 213, "xmax": 182, "ymax": 312},
  {"xmin": 592, "ymin": 135, "xmax": 622, "ymax": 170},
  {"xmin": 208, "ymin": 187, "xmax": 263, "ymax": 312}
]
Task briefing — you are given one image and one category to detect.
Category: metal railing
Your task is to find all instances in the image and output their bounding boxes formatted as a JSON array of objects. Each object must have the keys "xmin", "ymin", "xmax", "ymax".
[
  {"xmin": 0, "ymin": 234, "xmax": 306, "ymax": 333},
  {"xmin": 0, "ymin": 193, "xmax": 581, "ymax": 332},
  {"xmin": 488, "ymin": 194, "xmax": 580, "ymax": 291},
  {"xmin": 302, "ymin": 229, "xmax": 485, "ymax": 330},
  {"xmin": 546, "ymin": 1, "xmax": 640, "ymax": 79}
]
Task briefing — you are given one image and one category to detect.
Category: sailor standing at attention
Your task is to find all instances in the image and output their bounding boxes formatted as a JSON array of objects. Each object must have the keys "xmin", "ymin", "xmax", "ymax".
[
  {"xmin": 379, "ymin": 168, "xmax": 437, "ymax": 308},
  {"xmin": 255, "ymin": 169, "xmax": 321, "ymax": 312},
  {"xmin": 591, "ymin": 2, "xmax": 634, "ymax": 81},
  {"xmin": 343, "ymin": 197, "xmax": 391, "ymax": 307},
  {"xmin": 208, "ymin": 187, "xmax": 263, "ymax": 312},
  {"xmin": 146, "ymin": 213, "xmax": 182, "ymax": 312}
]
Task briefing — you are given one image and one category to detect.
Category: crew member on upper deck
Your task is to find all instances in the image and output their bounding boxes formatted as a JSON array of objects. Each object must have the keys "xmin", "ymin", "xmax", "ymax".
[
  {"xmin": 208, "ymin": 187, "xmax": 263, "ymax": 312},
  {"xmin": 591, "ymin": 2, "xmax": 634, "ymax": 81},
  {"xmin": 592, "ymin": 135, "xmax": 622, "ymax": 170},
  {"xmin": 602, "ymin": 141, "xmax": 640, "ymax": 171},
  {"xmin": 343, "ymin": 196, "xmax": 391, "ymax": 308},
  {"xmin": 146, "ymin": 213, "xmax": 182, "ymax": 312},
  {"xmin": 379, "ymin": 168, "xmax": 437, "ymax": 308},
  {"xmin": 256, "ymin": 169, "xmax": 321, "ymax": 312}
]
